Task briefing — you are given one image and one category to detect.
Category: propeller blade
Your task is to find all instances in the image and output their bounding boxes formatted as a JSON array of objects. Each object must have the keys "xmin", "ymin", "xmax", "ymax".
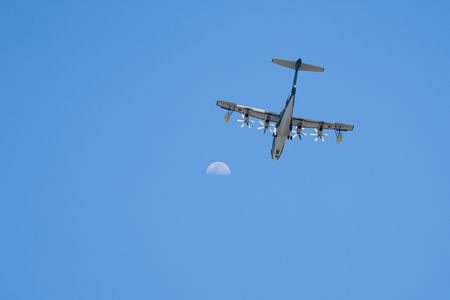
[
  {"xmin": 241, "ymin": 123, "xmax": 245, "ymax": 128},
  {"xmin": 258, "ymin": 121, "xmax": 274, "ymax": 132}
]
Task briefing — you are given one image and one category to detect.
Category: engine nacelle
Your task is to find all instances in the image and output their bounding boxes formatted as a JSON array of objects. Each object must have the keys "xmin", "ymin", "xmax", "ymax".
[{"xmin": 317, "ymin": 129, "xmax": 324, "ymax": 136}]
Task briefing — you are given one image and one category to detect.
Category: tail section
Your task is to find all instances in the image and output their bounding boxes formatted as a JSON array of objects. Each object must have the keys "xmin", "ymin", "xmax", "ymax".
[{"xmin": 272, "ymin": 58, "xmax": 324, "ymax": 72}]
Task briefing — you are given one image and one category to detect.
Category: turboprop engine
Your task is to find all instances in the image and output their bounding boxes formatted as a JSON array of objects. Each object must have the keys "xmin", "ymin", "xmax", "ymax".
[
  {"xmin": 292, "ymin": 125, "xmax": 307, "ymax": 139},
  {"xmin": 311, "ymin": 126, "xmax": 327, "ymax": 142},
  {"xmin": 257, "ymin": 119, "xmax": 273, "ymax": 133},
  {"xmin": 236, "ymin": 113, "xmax": 254, "ymax": 128}
]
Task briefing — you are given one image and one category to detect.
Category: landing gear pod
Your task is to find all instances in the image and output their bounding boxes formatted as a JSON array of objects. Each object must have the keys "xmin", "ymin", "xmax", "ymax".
[{"xmin": 336, "ymin": 132, "xmax": 343, "ymax": 144}]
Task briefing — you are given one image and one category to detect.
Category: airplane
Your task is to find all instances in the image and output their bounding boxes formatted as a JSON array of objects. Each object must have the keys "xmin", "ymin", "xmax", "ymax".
[{"xmin": 217, "ymin": 58, "xmax": 354, "ymax": 160}]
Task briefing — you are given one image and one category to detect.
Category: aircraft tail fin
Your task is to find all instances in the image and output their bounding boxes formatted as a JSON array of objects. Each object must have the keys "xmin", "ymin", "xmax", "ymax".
[{"xmin": 272, "ymin": 58, "xmax": 324, "ymax": 72}]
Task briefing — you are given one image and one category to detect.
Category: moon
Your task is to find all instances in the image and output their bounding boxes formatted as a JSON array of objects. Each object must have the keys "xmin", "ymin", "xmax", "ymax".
[{"xmin": 206, "ymin": 162, "xmax": 231, "ymax": 176}]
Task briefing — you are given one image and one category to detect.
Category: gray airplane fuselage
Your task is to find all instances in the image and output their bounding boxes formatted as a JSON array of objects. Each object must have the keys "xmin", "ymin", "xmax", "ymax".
[
  {"xmin": 270, "ymin": 58, "xmax": 304, "ymax": 160},
  {"xmin": 271, "ymin": 92, "xmax": 295, "ymax": 160}
]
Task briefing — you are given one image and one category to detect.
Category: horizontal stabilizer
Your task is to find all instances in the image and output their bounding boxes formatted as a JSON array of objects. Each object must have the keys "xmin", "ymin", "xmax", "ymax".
[{"xmin": 272, "ymin": 58, "xmax": 324, "ymax": 72}]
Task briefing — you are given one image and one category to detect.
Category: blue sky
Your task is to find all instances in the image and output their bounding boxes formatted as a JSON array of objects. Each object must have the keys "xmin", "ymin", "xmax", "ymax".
[{"xmin": 1, "ymin": 1, "xmax": 450, "ymax": 299}]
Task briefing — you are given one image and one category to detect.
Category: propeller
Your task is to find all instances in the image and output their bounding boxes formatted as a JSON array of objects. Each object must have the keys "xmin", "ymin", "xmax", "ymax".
[
  {"xmin": 292, "ymin": 126, "xmax": 307, "ymax": 139},
  {"xmin": 257, "ymin": 121, "xmax": 273, "ymax": 133},
  {"xmin": 236, "ymin": 114, "xmax": 254, "ymax": 128},
  {"xmin": 311, "ymin": 128, "xmax": 328, "ymax": 142}
]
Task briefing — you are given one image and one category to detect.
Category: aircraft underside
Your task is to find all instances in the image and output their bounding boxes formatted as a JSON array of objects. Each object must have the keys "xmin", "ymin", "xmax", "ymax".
[{"xmin": 216, "ymin": 58, "xmax": 355, "ymax": 160}]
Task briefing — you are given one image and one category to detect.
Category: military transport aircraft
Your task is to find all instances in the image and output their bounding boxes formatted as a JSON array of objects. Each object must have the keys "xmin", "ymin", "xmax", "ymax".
[{"xmin": 217, "ymin": 58, "xmax": 354, "ymax": 160}]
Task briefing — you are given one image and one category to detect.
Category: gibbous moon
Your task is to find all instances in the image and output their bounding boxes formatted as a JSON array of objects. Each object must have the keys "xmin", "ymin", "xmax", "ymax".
[{"xmin": 206, "ymin": 162, "xmax": 231, "ymax": 176}]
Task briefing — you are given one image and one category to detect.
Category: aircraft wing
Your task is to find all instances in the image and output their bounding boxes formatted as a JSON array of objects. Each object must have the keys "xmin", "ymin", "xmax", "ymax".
[
  {"xmin": 292, "ymin": 116, "xmax": 354, "ymax": 131},
  {"xmin": 217, "ymin": 100, "xmax": 354, "ymax": 131},
  {"xmin": 216, "ymin": 100, "xmax": 280, "ymax": 123}
]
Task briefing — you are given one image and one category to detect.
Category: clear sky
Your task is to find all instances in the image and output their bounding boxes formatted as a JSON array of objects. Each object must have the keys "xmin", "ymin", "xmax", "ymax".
[{"xmin": 1, "ymin": 1, "xmax": 450, "ymax": 299}]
